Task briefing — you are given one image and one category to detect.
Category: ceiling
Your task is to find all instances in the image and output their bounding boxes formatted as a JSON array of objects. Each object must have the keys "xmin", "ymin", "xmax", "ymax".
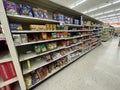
[{"xmin": 50, "ymin": 0, "xmax": 120, "ymax": 23}]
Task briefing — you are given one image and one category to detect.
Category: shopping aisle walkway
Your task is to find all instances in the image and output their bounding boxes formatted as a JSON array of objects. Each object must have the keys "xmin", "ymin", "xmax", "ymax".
[{"xmin": 35, "ymin": 38, "xmax": 120, "ymax": 90}]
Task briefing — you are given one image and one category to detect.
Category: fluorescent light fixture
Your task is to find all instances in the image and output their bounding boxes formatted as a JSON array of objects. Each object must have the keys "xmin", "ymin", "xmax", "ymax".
[
  {"xmin": 100, "ymin": 16, "xmax": 120, "ymax": 21},
  {"xmin": 97, "ymin": 13, "xmax": 120, "ymax": 19},
  {"xmin": 99, "ymin": 3, "xmax": 111, "ymax": 9},
  {"xmin": 70, "ymin": 0, "xmax": 87, "ymax": 8},
  {"xmin": 83, "ymin": 0, "xmax": 120, "ymax": 14},
  {"xmin": 113, "ymin": 0, "xmax": 120, "ymax": 4},
  {"xmin": 91, "ymin": 8, "xmax": 120, "ymax": 17},
  {"xmin": 91, "ymin": 13, "xmax": 103, "ymax": 17}
]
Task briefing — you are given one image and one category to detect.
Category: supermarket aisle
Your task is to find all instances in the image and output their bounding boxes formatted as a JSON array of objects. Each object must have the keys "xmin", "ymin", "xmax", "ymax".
[{"xmin": 35, "ymin": 38, "xmax": 120, "ymax": 90}]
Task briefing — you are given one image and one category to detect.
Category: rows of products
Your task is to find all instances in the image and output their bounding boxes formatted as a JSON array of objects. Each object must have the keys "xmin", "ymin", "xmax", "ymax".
[
  {"xmin": 4, "ymin": 0, "xmax": 48, "ymax": 18},
  {"xmin": 10, "ymin": 23, "xmax": 64, "ymax": 31},
  {"xmin": 17, "ymin": 38, "xmax": 83, "ymax": 56},
  {"xmin": 53, "ymin": 13, "xmax": 83, "ymax": 25},
  {"xmin": 24, "ymin": 57, "xmax": 68, "ymax": 88},
  {"xmin": 12, "ymin": 32, "xmax": 92, "ymax": 45},
  {"xmin": 1, "ymin": 1, "xmax": 102, "ymax": 90},
  {"xmin": 22, "ymin": 44, "xmax": 82, "ymax": 73},
  {"xmin": 101, "ymin": 27, "xmax": 111, "ymax": 42},
  {"xmin": 3, "ymin": 0, "xmax": 102, "ymax": 27},
  {"xmin": 9, "ymin": 23, "xmax": 96, "ymax": 31},
  {"xmin": 22, "ymin": 39, "xmax": 100, "ymax": 89}
]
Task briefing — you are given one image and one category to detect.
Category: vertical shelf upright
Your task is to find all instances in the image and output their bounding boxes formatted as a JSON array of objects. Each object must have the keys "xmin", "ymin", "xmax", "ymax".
[{"xmin": 0, "ymin": 0, "xmax": 26, "ymax": 90}]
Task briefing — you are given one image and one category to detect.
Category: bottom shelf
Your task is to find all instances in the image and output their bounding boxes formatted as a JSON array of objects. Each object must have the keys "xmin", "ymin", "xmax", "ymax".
[
  {"xmin": 28, "ymin": 44, "xmax": 100, "ymax": 90},
  {"xmin": 0, "ymin": 77, "xmax": 18, "ymax": 88}
]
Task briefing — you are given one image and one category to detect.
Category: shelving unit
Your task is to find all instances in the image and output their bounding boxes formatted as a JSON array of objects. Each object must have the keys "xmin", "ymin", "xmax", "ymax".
[
  {"xmin": 0, "ymin": 0, "xmax": 102, "ymax": 90},
  {"xmin": 0, "ymin": 77, "xmax": 18, "ymax": 88},
  {"xmin": 19, "ymin": 47, "xmax": 65, "ymax": 62},
  {"xmin": 7, "ymin": 14, "xmax": 60, "ymax": 24},
  {"xmin": 0, "ymin": 52, "xmax": 12, "ymax": 63},
  {"xmin": 28, "ymin": 43, "xmax": 100, "ymax": 90}
]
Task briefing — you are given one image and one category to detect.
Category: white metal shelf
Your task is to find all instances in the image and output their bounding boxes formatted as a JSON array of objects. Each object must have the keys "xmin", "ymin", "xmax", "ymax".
[
  {"xmin": 11, "ymin": 30, "xmax": 66, "ymax": 33},
  {"xmin": 19, "ymin": 47, "xmax": 65, "ymax": 62},
  {"xmin": 16, "ymin": 35, "xmax": 92, "ymax": 46},
  {"xmin": 82, "ymin": 38, "xmax": 91, "ymax": 42},
  {"xmin": 23, "ymin": 47, "xmax": 82, "ymax": 75},
  {"xmin": 91, "ymin": 42, "xmax": 99, "ymax": 46},
  {"xmin": 11, "ymin": 30, "xmax": 93, "ymax": 34},
  {"xmin": 7, "ymin": 14, "xmax": 60, "ymax": 24},
  {"xmin": 15, "ymin": 38, "xmax": 64, "ymax": 47},
  {"xmin": 0, "ymin": 52, "xmax": 12, "ymax": 63},
  {"xmin": 65, "ymin": 24, "xmax": 83, "ymax": 27},
  {"xmin": 0, "ymin": 77, "xmax": 18, "ymax": 88},
  {"xmin": 27, "ymin": 44, "xmax": 100, "ymax": 89},
  {"xmin": 65, "ymin": 42, "xmax": 82, "ymax": 48}
]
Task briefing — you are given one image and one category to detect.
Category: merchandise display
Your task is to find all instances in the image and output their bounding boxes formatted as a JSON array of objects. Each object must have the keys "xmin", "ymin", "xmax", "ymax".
[
  {"xmin": 101, "ymin": 27, "xmax": 111, "ymax": 42},
  {"xmin": 53, "ymin": 13, "xmax": 83, "ymax": 25},
  {"xmin": 24, "ymin": 57, "xmax": 68, "ymax": 88},
  {"xmin": 3, "ymin": 0, "xmax": 48, "ymax": 19},
  {"xmin": 0, "ymin": 0, "xmax": 102, "ymax": 90}
]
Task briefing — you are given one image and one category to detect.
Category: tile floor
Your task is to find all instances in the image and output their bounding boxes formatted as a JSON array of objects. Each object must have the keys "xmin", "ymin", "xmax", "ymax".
[{"xmin": 35, "ymin": 38, "xmax": 120, "ymax": 90}]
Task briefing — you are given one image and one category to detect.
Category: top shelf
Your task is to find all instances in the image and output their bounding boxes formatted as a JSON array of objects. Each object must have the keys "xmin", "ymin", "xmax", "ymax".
[{"xmin": 7, "ymin": 14, "xmax": 60, "ymax": 24}]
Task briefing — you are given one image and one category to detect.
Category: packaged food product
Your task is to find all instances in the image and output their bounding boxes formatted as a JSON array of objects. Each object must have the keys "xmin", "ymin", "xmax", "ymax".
[
  {"xmin": 31, "ymin": 71, "xmax": 40, "ymax": 85},
  {"xmin": 51, "ymin": 33, "xmax": 57, "ymax": 39},
  {"xmin": 56, "ymin": 33, "xmax": 60, "ymax": 38},
  {"xmin": 40, "ymin": 44, "xmax": 47, "ymax": 52},
  {"xmin": 24, "ymin": 74, "xmax": 32, "ymax": 88},
  {"xmin": 43, "ymin": 54, "xmax": 52, "ymax": 62},
  {"xmin": 49, "ymin": 24, "xmax": 53, "ymax": 30},
  {"xmin": 52, "ymin": 24, "xmax": 56, "ymax": 30},
  {"xmin": 30, "ymin": 25, "xmax": 40, "ymax": 30},
  {"xmin": 46, "ymin": 43, "xmax": 53, "ymax": 50},
  {"xmin": 21, "ymin": 34, "xmax": 28, "ymax": 43},
  {"xmin": 45, "ymin": 24, "xmax": 50, "ymax": 30},
  {"xmin": 33, "ymin": 34, "xmax": 40, "ymax": 41},
  {"xmin": 34, "ymin": 45, "xmax": 41, "ymax": 54},
  {"xmin": 19, "ymin": 4, "xmax": 33, "ymax": 17},
  {"xmin": 53, "ymin": 14, "xmax": 57, "ymax": 20},
  {"xmin": 41, "ymin": 32, "xmax": 47, "ymax": 40},
  {"xmin": 27, "ymin": 60, "xmax": 31, "ymax": 70},
  {"xmin": 60, "ymin": 50, "xmax": 65, "ymax": 56},
  {"xmin": 9, "ymin": 23, "xmax": 23, "ymax": 30},
  {"xmin": 37, "ymin": 67, "xmax": 48, "ymax": 80},
  {"xmin": 3, "ymin": 0, "xmax": 18, "ymax": 15},
  {"xmin": 38, "ymin": 8, "xmax": 43, "ymax": 18},
  {"xmin": 32, "ymin": 8, "xmax": 40, "ymax": 18},
  {"xmin": 43, "ymin": 10, "xmax": 48, "ymax": 18},
  {"xmin": 48, "ymin": 63, "xmax": 55, "ymax": 73},
  {"xmin": 52, "ymin": 42, "xmax": 57, "ymax": 48},
  {"xmin": 12, "ymin": 34, "xmax": 22, "ymax": 45},
  {"xmin": 40, "ymin": 25, "xmax": 45, "ymax": 30},
  {"xmin": 63, "ymin": 32, "xmax": 68, "ymax": 38}
]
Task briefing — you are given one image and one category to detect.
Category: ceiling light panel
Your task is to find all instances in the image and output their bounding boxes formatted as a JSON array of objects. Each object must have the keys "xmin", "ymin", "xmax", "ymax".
[
  {"xmin": 83, "ymin": 0, "xmax": 120, "ymax": 14},
  {"xmin": 70, "ymin": 0, "xmax": 87, "ymax": 8}
]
